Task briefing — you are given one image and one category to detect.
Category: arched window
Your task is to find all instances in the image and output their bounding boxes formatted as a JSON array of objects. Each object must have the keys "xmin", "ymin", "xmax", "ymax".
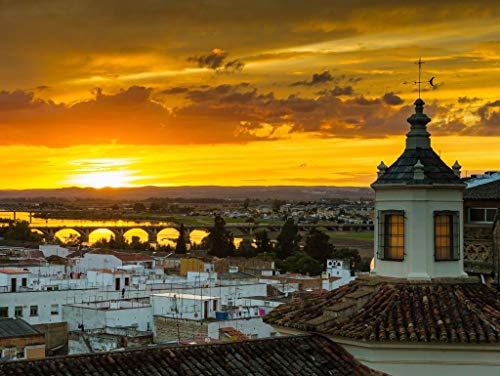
[
  {"xmin": 378, "ymin": 210, "xmax": 404, "ymax": 261},
  {"xmin": 434, "ymin": 211, "xmax": 460, "ymax": 260}
]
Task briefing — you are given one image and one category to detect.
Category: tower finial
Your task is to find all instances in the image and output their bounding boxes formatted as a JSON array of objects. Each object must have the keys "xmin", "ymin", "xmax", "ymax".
[
  {"xmin": 403, "ymin": 57, "xmax": 436, "ymax": 99},
  {"xmin": 417, "ymin": 57, "xmax": 423, "ymax": 98}
]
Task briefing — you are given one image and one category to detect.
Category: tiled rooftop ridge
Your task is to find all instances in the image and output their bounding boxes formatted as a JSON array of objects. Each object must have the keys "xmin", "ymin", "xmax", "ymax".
[
  {"xmin": 0, "ymin": 334, "xmax": 385, "ymax": 376},
  {"xmin": 264, "ymin": 276, "xmax": 500, "ymax": 344}
]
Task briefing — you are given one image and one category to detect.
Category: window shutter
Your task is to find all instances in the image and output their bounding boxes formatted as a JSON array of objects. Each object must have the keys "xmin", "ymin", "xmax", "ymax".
[
  {"xmin": 452, "ymin": 212, "xmax": 460, "ymax": 260},
  {"xmin": 378, "ymin": 212, "xmax": 385, "ymax": 259}
]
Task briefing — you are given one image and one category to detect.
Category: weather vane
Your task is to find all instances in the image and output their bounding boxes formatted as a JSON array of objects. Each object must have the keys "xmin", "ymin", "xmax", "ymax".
[{"xmin": 403, "ymin": 57, "xmax": 435, "ymax": 98}]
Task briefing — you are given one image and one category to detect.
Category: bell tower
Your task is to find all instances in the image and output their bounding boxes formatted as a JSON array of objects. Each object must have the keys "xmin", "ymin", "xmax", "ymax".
[{"xmin": 371, "ymin": 81, "xmax": 467, "ymax": 279}]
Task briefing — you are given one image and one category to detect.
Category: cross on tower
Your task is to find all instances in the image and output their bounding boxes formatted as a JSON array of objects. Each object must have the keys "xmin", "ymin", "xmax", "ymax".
[{"xmin": 403, "ymin": 57, "xmax": 435, "ymax": 98}]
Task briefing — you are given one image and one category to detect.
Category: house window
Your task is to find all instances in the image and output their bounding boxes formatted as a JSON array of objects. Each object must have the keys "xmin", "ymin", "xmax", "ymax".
[
  {"xmin": 434, "ymin": 211, "xmax": 460, "ymax": 261},
  {"xmin": 0, "ymin": 307, "xmax": 8, "ymax": 318},
  {"xmin": 21, "ymin": 278, "xmax": 27, "ymax": 287},
  {"xmin": 378, "ymin": 210, "xmax": 405, "ymax": 261},
  {"xmin": 468, "ymin": 208, "xmax": 498, "ymax": 223},
  {"xmin": 30, "ymin": 305, "xmax": 38, "ymax": 317},
  {"xmin": 15, "ymin": 306, "xmax": 23, "ymax": 317},
  {"xmin": 50, "ymin": 304, "xmax": 59, "ymax": 315}
]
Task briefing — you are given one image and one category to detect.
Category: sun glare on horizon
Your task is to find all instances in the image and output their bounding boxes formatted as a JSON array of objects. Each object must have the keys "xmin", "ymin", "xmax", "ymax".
[{"xmin": 64, "ymin": 158, "xmax": 139, "ymax": 188}]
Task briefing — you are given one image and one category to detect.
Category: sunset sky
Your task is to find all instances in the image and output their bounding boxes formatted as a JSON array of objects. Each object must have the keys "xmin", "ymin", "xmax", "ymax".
[{"xmin": 1, "ymin": 0, "xmax": 499, "ymax": 189}]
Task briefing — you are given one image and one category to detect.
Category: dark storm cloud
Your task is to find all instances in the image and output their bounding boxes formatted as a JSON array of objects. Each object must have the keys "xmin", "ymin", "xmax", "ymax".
[
  {"xmin": 160, "ymin": 87, "xmax": 190, "ymax": 95},
  {"xmin": 382, "ymin": 92, "xmax": 404, "ymax": 106},
  {"xmin": 291, "ymin": 71, "xmax": 334, "ymax": 86},
  {"xmin": 316, "ymin": 86, "xmax": 354, "ymax": 96},
  {"xmin": 35, "ymin": 85, "xmax": 51, "ymax": 92},
  {"xmin": 0, "ymin": 90, "xmax": 45, "ymax": 111},
  {"xmin": 458, "ymin": 96, "xmax": 481, "ymax": 104},
  {"xmin": 187, "ymin": 49, "xmax": 245, "ymax": 72}
]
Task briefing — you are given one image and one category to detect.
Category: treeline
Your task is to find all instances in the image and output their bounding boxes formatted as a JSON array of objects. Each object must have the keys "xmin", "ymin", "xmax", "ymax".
[{"xmin": 201, "ymin": 215, "xmax": 369, "ymax": 276}]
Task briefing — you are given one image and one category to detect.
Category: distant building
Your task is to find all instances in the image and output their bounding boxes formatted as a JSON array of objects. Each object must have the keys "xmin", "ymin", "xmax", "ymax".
[
  {"xmin": 179, "ymin": 258, "xmax": 214, "ymax": 276},
  {"xmin": 0, "ymin": 318, "xmax": 45, "ymax": 361},
  {"xmin": 0, "ymin": 269, "xmax": 30, "ymax": 293},
  {"xmin": 152, "ymin": 292, "xmax": 277, "ymax": 343},
  {"xmin": 63, "ymin": 298, "xmax": 153, "ymax": 332},
  {"xmin": 463, "ymin": 174, "xmax": 500, "ymax": 282},
  {"xmin": 87, "ymin": 269, "xmax": 132, "ymax": 290},
  {"xmin": 322, "ymin": 259, "xmax": 356, "ymax": 291},
  {"xmin": 75, "ymin": 250, "xmax": 155, "ymax": 272},
  {"xmin": 39, "ymin": 245, "xmax": 70, "ymax": 258}
]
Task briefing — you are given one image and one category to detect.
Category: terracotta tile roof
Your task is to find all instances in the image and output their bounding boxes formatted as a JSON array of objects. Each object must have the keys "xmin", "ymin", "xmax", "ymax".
[
  {"xmin": 0, "ymin": 334, "xmax": 384, "ymax": 376},
  {"xmin": 265, "ymin": 276, "xmax": 500, "ymax": 344},
  {"xmin": 0, "ymin": 268, "xmax": 29, "ymax": 274},
  {"xmin": 90, "ymin": 249, "xmax": 154, "ymax": 261},
  {"xmin": 90, "ymin": 269, "xmax": 129, "ymax": 275},
  {"xmin": 219, "ymin": 327, "xmax": 248, "ymax": 340}
]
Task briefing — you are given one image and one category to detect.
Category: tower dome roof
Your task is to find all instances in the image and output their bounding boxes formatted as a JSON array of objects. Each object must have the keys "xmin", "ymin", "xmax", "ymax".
[{"xmin": 372, "ymin": 99, "xmax": 464, "ymax": 188}]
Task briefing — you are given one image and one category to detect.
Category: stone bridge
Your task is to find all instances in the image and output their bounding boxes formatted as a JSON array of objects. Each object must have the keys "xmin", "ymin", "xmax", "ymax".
[{"xmin": 30, "ymin": 223, "xmax": 373, "ymax": 243}]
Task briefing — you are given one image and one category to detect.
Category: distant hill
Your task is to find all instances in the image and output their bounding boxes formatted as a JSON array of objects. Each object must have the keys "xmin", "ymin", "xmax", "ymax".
[{"xmin": 0, "ymin": 186, "xmax": 373, "ymax": 201}]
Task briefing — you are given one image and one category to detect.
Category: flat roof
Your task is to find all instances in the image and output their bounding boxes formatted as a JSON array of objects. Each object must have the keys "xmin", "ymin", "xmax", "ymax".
[{"xmin": 152, "ymin": 292, "xmax": 219, "ymax": 300}]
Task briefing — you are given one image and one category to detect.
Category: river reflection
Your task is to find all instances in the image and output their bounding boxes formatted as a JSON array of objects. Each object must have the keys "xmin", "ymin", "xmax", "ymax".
[{"xmin": 0, "ymin": 211, "xmax": 174, "ymax": 228}]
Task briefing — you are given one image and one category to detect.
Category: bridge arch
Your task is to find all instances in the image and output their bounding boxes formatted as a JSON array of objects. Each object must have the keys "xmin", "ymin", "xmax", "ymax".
[
  {"xmin": 88, "ymin": 228, "xmax": 117, "ymax": 245},
  {"xmin": 123, "ymin": 228, "xmax": 149, "ymax": 244},
  {"xmin": 54, "ymin": 228, "xmax": 84, "ymax": 244},
  {"xmin": 30, "ymin": 228, "xmax": 47, "ymax": 240},
  {"xmin": 157, "ymin": 227, "xmax": 180, "ymax": 247},
  {"xmin": 188, "ymin": 228, "xmax": 209, "ymax": 245}
]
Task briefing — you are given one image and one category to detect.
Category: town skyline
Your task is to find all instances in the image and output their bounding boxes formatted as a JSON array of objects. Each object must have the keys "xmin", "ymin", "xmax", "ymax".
[{"xmin": 1, "ymin": 0, "xmax": 499, "ymax": 189}]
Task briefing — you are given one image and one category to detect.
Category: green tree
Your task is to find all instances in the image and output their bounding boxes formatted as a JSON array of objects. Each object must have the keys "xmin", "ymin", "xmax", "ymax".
[
  {"xmin": 331, "ymin": 248, "xmax": 362, "ymax": 271},
  {"xmin": 202, "ymin": 214, "xmax": 235, "ymax": 258},
  {"xmin": 254, "ymin": 230, "xmax": 273, "ymax": 254},
  {"xmin": 133, "ymin": 202, "xmax": 146, "ymax": 212},
  {"xmin": 1, "ymin": 221, "xmax": 41, "ymax": 241},
  {"xmin": 175, "ymin": 224, "xmax": 188, "ymax": 254},
  {"xmin": 303, "ymin": 228, "xmax": 333, "ymax": 265},
  {"xmin": 243, "ymin": 198, "xmax": 250, "ymax": 210},
  {"xmin": 272, "ymin": 199, "xmax": 286, "ymax": 213},
  {"xmin": 237, "ymin": 238, "xmax": 256, "ymax": 258},
  {"xmin": 276, "ymin": 218, "xmax": 300, "ymax": 259},
  {"xmin": 281, "ymin": 253, "xmax": 323, "ymax": 276},
  {"xmin": 149, "ymin": 202, "xmax": 161, "ymax": 211}
]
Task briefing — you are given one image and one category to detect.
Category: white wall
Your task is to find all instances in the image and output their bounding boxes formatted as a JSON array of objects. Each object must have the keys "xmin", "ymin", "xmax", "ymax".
[
  {"xmin": 63, "ymin": 303, "xmax": 152, "ymax": 332},
  {"xmin": 87, "ymin": 271, "xmax": 131, "ymax": 290},
  {"xmin": 339, "ymin": 338, "xmax": 500, "ymax": 376},
  {"xmin": 373, "ymin": 188, "xmax": 467, "ymax": 279},
  {"xmin": 0, "ymin": 272, "xmax": 30, "ymax": 291},
  {"xmin": 75, "ymin": 254, "xmax": 122, "ymax": 273},
  {"xmin": 39, "ymin": 245, "xmax": 69, "ymax": 258},
  {"xmin": 151, "ymin": 294, "xmax": 220, "ymax": 321},
  {"xmin": 0, "ymin": 288, "xmax": 122, "ymax": 325},
  {"xmin": 25, "ymin": 264, "xmax": 66, "ymax": 277}
]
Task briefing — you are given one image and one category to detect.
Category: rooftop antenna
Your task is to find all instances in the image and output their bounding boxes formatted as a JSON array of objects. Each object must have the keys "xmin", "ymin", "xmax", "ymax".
[{"xmin": 403, "ymin": 57, "xmax": 436, "ymax": 98}]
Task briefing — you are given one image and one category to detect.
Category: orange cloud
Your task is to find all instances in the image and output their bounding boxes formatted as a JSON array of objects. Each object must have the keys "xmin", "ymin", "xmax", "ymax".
[{"xmin": 1, "ymin": 83, "xmax": 497, "ymax": 148}]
